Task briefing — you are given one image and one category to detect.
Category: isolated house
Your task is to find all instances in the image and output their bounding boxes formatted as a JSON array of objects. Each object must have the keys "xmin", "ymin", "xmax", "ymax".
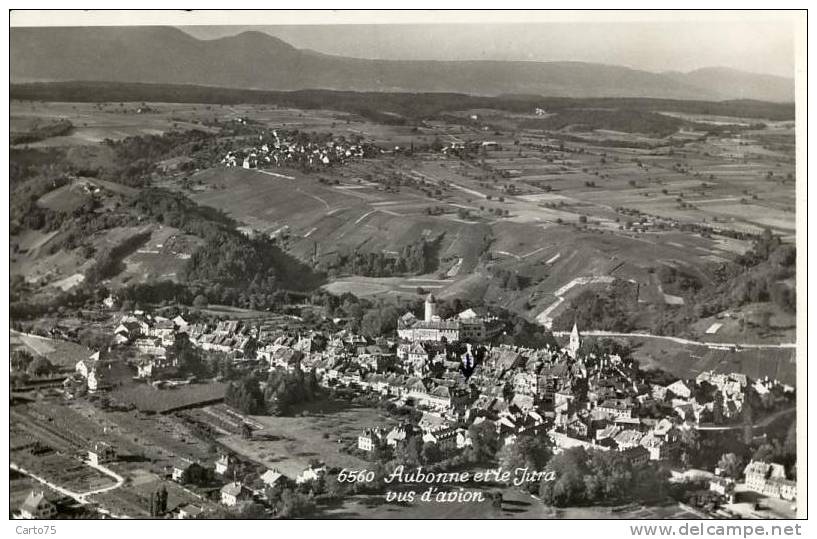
[{"xmin": 88, "ymin": 441, "xmax": 116, "ymax": 466}]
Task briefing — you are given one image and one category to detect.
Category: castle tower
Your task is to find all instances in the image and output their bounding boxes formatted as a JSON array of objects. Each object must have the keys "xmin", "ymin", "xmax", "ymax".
[
  {"xmin": 568, "ymin": 322, "xmax": 581, "ymax": 358},
  {"xmin": 424, "ymin": 293, "xmax": 437, "ymax": 322}
]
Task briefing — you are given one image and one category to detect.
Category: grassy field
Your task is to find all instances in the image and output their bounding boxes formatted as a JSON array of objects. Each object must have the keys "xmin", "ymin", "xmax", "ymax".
[
  {"xmin": 628, "ymin": 337, "xmax": 796, "ymax": 386},
  {"xmin": 11, "ymin": 99, "xmax": 796, "ymax": 351},
  {"xmin": 88, "ymin": 471, "xmax": 212, "ymax": 518},
  {"xmin": 10, "ymin": 330, "xmax": 91, "ymax": 370},
  {"xmin": 216, "ymin": 401, "xmax": 400, "ymax": 478},
  {"xmin": 109, "ymin": 382, "xmax": 227, "ymax": 413}
]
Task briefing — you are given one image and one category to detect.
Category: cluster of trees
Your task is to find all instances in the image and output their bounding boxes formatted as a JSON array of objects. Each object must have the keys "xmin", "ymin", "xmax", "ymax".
[
  {"xmin": 496, "ymin": 314, "xmax": 559, "ymax": 350},
  {"xmin": 147, "ymin": 486, "xmax": 168, "ymax": 517},
  {"xmin": 264, "ymin": 368, "xmax": 322, "ymax": 415},
  {"xmin": 360, "ymin": 304, "xmax": 402, "ymax": 339},
  {"xmin": 10, "ymin": 349, "xmax": 57, "ymax": 379},
  {"xmin": 224, "ymin": 376, "xmax": 266, "ymax": 415},
  {"xmin": 103, "ymin": 129, "xmax": 215, "ymax": 187},
  {"xmin": 538, "ymin": 447, "xmax": 668, "ymax": 507},
  {"xmin": 552, "ymin": 281, "xmax": 638, "ymax": 333},
  {"xmin": 520, "ymin": 109, "xmax": 688, "ymax": 138},
  {"xmin": 9, "ymin": 173, "xmax": 71, "ymax": 235},
  {"xmin": 225, "ymin": 369, "xmax": 323, "ymax": 416},
  {"xmin": 651, "ymin": 230, "xmax": 797, "ymax": 336},
  {"xmin": 327, "ymin": 236, "xmax": 441, "ymax": 278},
  {"xmin": 656, "ymin": 265, "xmax": 703, "ymax": 295},
  {"xmin": 85, "ymin": 230, "xmax": 152, "ymax": 284},
  {"xmin": 11, "ymin": 119, "xmax": 73, "ymax": 145},
  {"xmin": 489, "ymin": 267, "xmax": 530, "ymax": 291},
  {"xmin": 126, "ymin": 188, "xmax": 323, "ymax": 309},
  {"xmin": 179, "ymin": 462, "xmax": 217, "ymax": 487}
]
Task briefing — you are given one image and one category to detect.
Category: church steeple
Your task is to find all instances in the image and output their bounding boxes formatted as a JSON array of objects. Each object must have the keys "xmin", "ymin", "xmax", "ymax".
[{"xmin": 568, "ymin": 322, "xmax": 581, "ymax": 358}]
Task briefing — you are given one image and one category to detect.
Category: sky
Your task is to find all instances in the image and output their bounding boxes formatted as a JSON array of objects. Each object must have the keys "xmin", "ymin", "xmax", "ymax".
[{"xmin": 178, "ymin": 21, "xmax": 795, "ymax": 78}]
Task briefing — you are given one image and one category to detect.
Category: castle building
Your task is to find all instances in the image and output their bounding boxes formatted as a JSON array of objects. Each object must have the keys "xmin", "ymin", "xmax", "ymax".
[{"xmin": 397, "ymin": 294, "xmax": 487, "ymax": 343}]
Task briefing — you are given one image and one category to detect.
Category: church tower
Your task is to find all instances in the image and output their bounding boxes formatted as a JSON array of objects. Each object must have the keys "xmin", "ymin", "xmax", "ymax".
[
  {"xmin": 568, "ymin": 322, "xmax": 581, "ymax": 358},
  {"xmin": 424, "ymin": 293, "xmax": 437, "ymax": 322}
]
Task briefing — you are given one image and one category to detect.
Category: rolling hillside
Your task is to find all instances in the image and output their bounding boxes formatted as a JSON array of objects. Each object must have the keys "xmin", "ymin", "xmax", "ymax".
[{"xmin": 11, "ymin": 26, "xmax": 794, "ymax": 102}]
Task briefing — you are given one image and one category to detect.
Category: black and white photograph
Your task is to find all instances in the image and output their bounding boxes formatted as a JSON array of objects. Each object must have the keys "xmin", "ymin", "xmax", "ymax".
[{"xmin": 7, "ymin": 9, "xmax": 806, "ymax": 525}]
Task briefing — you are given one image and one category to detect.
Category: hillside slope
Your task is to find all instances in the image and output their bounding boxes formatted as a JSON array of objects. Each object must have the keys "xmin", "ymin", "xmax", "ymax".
[{"xmin": 11, "ymin": 26, "xmax": 793, "ymax": 102}]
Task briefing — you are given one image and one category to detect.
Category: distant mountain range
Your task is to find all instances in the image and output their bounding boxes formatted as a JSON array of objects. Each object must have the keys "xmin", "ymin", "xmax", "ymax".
[{"xmin": 11, "ymin": 26, "xmax": 794, "ymax": 102}]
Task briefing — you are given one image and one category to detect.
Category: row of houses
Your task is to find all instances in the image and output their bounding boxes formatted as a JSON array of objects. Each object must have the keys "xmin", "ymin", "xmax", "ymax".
[{"xmin": 221, "ymin": 129, "xmax": 379, "ymax": 171}]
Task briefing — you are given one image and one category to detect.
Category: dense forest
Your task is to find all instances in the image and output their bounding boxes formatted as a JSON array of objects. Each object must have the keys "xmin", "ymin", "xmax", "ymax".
[
  {"xmin": 11, "ymin": 118, "xmax": 73, "ymax": 145},
  {"xmin": 324, "ymin": 235, "xmax": 443, "ymax": 278}
]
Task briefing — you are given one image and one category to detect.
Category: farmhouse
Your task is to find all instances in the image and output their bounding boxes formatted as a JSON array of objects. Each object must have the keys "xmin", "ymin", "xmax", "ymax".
[
  {"xmin": 88, "ymin": 441, "xmax": 116, "ymax": 466},
  {"xmin": 260, "ymin": 469, "xmax": 286, "ymax": 488},
  {"xmin": 172, "ymin": 459, "xmax": 194, "ymax": 481},
  {"xmin": 177, "ymin": 503, "xmax": 205, "ymax": 519},
  {"xmin": 19, "ymin": 490, "xmax": 57, "ymax": 519},
  {"xmin": 220, "ymin": 482, "xmax": 251, "ymax": 506},
  {"xmin": 215, "ymin": 454, "xmax": 232, "ymax": 475},
  {"xmin": 296, "ymin": 463, "xmax": 327, "ymax": 484},
  {"xmin": 76, "ymin": 352, "xmax": 132, "ymax": 392}
]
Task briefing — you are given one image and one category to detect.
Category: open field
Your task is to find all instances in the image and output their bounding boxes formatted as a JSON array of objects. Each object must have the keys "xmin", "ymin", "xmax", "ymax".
[
  {"xmin": 109, "ymin": 225, "xmax": 201, "ymax": 286},
  {"xmin": 109, "ymin": 382, "xmax": 227, "ymax": 413},
  {"xmin": 614, "ymin": 337, "xmax": 796, "ymax": 386},
  {"xmin": 10, "ymin": 101, "xmax": 222, "ymax": 147},
  {"xmin": 10, "ymin": 330, "xmax": 91, "ymax": 370},
  {"xmin": 88, "ymin": 472, "xmax": 213, "ymax": 518},
  {"xmin": 216, "ymin": 402, "xmax": 400, "ymax": 478},
  {"xmin": 10, "ymin": 98, "xmax": 796, "ymax": 348}
]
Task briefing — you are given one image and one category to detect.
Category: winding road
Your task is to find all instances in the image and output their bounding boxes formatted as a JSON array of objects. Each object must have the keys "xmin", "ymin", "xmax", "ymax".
[
  {"xmin": 551, "ymin": 329, "xmax": 796, "ymax": 350},
  {"xmin": 11, "ymin": 459, "xmax": 127, "ymax": 517}
]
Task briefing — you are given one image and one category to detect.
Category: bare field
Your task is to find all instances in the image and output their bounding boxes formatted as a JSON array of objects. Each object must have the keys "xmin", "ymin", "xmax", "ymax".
[
  {"xmin": 109, "ymin": 382, "xmax": 227, "ymax": 413},
  {"xmin": 217, "ymin": 402, "xmax": 399, "ymax": 478}
]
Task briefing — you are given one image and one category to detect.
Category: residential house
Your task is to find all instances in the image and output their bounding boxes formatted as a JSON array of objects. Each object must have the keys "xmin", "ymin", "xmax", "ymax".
[
  {"xmin": 260, "ymin": 469, "xmax": 286, "ymax": 489},
  {"xmin": 666, "ymin": 380, "xmax": 692, "ymax": 399},
  {"xmin": 88, "ymin": 442, "xmax": 116, "ymax": 466},
  {"xmin": 709, "ymin": 477, "xmax": 737, "ymax": 503},
  {"xmin": 215, "ymin": 454, "xmax": 232, "ymax": 475},
  {"xmin": 358, "ymin": 428, "xmax": 385, "ymax": 452},
  {"xmin": 172, "ymin": 459, "xmax": 194, "ymax": 482},
  {"xmin": 220, "ymin": 482, "xmax": 251, "ymax": 506},
  {"xmin": 177, "ymin": 504, "xmax": 205, "ymax": 519},
  {"xmin": 19, "ymin": 491, "xmax": 57, "ymax": 519},
  {"xmin": 296, "ymin": 463, "xmax": 327, "ymax": 484},
  {"xmin": 744, "ymin": 461, "xmax": 797, "ymax": 501}
]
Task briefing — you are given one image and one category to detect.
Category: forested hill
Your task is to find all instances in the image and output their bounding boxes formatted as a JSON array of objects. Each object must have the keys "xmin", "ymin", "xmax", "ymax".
[
  {"xmin": 11, "ymin": 81, "xmax": 796, "ymax": 123},
  {"xmin": 11, "ymin": 26, "xmax": 793, "ymax": 102},
  {"xmin": 10, "ymin": 130, "xmax": 325, "ymax": 318}
]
